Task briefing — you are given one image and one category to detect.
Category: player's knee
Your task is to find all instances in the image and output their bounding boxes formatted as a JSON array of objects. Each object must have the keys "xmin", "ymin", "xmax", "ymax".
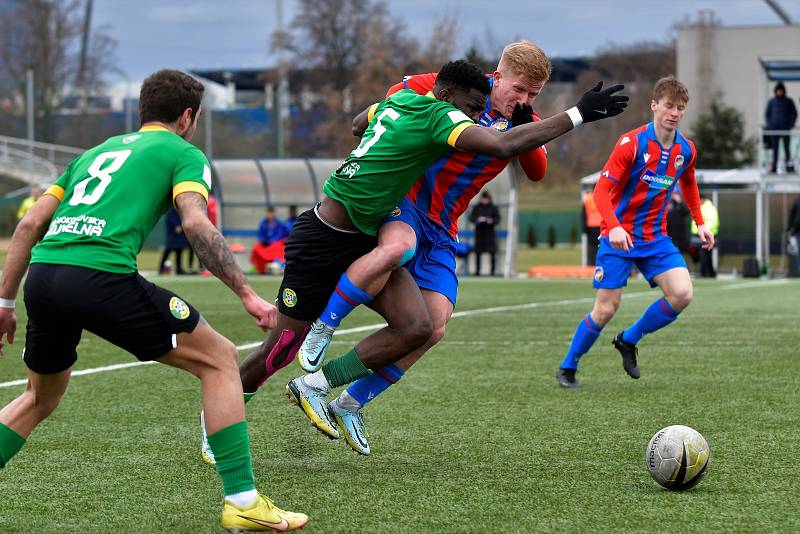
[
  {"xmin": 593, "ymin": 300, "xmax": 619, "ymax": 325},
  {"xmin": 376, "ymin": 242, "xmax": 412, "ymax": 268},
  {"xmin": 668, "ymin": 286, "xmax": 693, "ymax": 311},
  {"xmin": 403, "ymin": 315, "xmax": 434, "ymax": 349},
  {"xmin": 428, "ymin": 321, "xmax": 447, "ymax": 346}
]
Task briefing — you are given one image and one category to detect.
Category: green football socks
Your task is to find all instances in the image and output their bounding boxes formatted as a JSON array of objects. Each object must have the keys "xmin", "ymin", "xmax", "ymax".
[
  {"xmin": 207, "ymin": 420, "xmax": 256, "ymax": 495},
  {"xmin": 0, "ymin": 422, "xmax": 26, "ymax": 468},
  {"xmin": 322, "ymin": 347, "xmax": 373, "ymax": 388},
  {"xmin": 243, "ymin": 391, "xmax": 257, "ymax": 404}
]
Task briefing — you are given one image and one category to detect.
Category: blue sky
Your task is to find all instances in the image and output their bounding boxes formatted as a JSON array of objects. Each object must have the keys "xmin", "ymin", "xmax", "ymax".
[{"xmin": 93, "ymin": 0, "xmax": 800, "ymax": 82}]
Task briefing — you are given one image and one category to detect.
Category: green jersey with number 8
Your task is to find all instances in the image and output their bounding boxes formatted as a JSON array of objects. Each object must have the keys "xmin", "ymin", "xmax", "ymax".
[
  {"xmin": 323, "ymin": 89, "xmax": 474, "ymax": 235},
  {"xmin": 31, "ymin": 126, "xmax": 211, "ymax": 273}
]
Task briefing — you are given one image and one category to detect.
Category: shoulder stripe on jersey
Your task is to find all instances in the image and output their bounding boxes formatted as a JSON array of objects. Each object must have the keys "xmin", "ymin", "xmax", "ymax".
[
  {"xmin": 447, "ymin": 123, "xmax": 474, "ymax": 147},
  {"xmin": 44, "ymin": 185, "xmax": 65, "ymax": 202},
  {"xmin": 367, "ymin": 103, "xmax": 379, "ymax": 122},
  {"xmin": 173, "ymin": 182, "xmax": 209, "ymax": 203}
]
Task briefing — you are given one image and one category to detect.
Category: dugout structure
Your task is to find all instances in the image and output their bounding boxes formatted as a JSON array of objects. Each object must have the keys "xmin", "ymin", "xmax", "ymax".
[
  {"xmin": 211, "ymin": 158, "xmax": 519, "ymax": 277},
  {"xmin": 579, "ymin": 169, "xmax": 800, "ymax": 274}
]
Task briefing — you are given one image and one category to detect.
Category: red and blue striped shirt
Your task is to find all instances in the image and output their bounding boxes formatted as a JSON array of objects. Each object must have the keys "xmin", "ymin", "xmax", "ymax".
[
  {"xmin": 386, "ymin": 73, "xmax": 547, "ymax": 238},
  {"xmin": 594, "ymin": 122, "xmax": 703, "ymax": 243}
]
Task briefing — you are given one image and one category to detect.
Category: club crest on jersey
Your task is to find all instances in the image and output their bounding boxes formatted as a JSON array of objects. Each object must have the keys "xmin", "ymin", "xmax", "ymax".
[
  {"xmin": 169, "ymin": 297, "xmax": 191, "ymax": 320},
  {"xmin": 492, "ymin": 118, "xmax": 509, "ymax": 131},
  {"xmin": 675, "ymin": 155, "xmax": 684, "ymax": 169},
  {"xmin": 594, "ymin": 266, "xmax": 604, "ymax": 282},
  {"xmin": 282, "ymin": 288, "xmax": 297, "ymax": 308},
  {"xmin": 390, "ymin": 207, "xmax": 401, "ymax": 217}
]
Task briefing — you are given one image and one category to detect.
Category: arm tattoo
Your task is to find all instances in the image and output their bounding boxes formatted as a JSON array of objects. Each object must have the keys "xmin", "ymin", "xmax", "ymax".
[{"xmin": 176, "ymin": 192, "xmax": 250, "ymax": 295}]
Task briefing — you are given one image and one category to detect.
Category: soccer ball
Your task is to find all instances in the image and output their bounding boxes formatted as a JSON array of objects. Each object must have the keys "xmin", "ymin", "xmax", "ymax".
[{"xmin": 645, "ymin": 425, "xmax": 711, "ymax": 490}]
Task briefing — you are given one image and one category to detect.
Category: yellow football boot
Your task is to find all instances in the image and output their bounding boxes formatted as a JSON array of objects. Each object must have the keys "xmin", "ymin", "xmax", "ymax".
[{"xmin": 222, "ymin": 493, "xmax": 308, "ymax": 532}]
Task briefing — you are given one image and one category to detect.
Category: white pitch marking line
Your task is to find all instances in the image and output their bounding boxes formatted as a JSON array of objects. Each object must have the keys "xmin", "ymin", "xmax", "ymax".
[{"xmin": 0, "ymin": 280, "xmax": 784, "ymax": 390}]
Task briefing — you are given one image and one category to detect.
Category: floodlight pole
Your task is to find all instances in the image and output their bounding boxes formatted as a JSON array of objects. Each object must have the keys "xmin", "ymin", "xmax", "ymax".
[
  {"xmin": 26, "ymin": 69, "xmax": 34, "ymax": 150},
  {"xmin": 274, "ymin": 0, "xmax": 288, "ymax": 158},
  {"xmin": 125, "ymin": 80, "xmax": 133, "ymax": 133}
]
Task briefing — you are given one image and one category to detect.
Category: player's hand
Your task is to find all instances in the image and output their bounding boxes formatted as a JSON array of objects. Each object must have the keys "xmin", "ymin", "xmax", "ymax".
[
  {"xmin": 0, "ymin": 308, "xmax": 17, "ymax": 358},
  {"xmin": 609, "ymin": 225, "xmax": 633, "ymax": 252},
  {"xmin": 696, "ymin": 224, "xmax": 715, "ymax": 250},
  {"xmin": 511, "ymin": 103, "xmax": 534, "ymax": 126},
  {"xmin": 241, "ymin": 292, "xmax": 277, "ymax": 331},
  {"xmin": 576, "ymin": 81, "xmax": 629, "ymax": 123}
]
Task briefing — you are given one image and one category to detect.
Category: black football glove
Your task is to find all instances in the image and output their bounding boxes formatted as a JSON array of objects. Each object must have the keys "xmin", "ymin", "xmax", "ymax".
[
  {"xmin": 511, "ymin": 103, "xmax": 534, "ymax": 126},
  {"xmin": 576, "ymin": 81, "xmax": 629, "ymax": 123}
]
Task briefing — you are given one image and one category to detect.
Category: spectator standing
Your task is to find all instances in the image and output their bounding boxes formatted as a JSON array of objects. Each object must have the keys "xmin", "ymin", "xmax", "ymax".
[
  {"xmin": 16, "ymin": 185, "xmax": 43, "ymax": 221},
  {"xmin": 469, "ymin": 191, "xmax": 500, "ymax": 276},
  {"xmin": 786, "ymin": 195, "xmax": 800, "ymax": 277},
  {"xmin": 765, "ymin": 82, "xmax": 797, "ymax": 173},
  {"xmin": 691, "ymin": 193, "xmax": 719, "ymax": 278},
  {"xmin": 582, "ymin": 191, "xmax": 602, "ymax": 265},
  {"xmin": 667, "ymin": 190, "xmax": 691, "ymax": 255},
  {"xmin": 285, "ymin": 205, "xmax": 299, "ymax": 231},
  {"xmin": 159, "ymin": 208, "xmax": 187, "ymax": 274}
]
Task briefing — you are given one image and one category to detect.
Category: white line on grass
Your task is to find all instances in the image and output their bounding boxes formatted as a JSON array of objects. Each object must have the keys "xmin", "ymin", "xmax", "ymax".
[
  {"xmin": 0, "ymin": 279, "xmax": 785, "ymax": 390},
  {"xmin": 719, "ymin": 278, "xmax": 790, "ymax": 290}
]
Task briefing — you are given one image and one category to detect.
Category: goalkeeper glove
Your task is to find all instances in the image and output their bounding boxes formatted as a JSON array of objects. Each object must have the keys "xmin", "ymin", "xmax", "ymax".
[{"xmin": 576, "ymin": 81, "xmax": 629, "ymax": 123}]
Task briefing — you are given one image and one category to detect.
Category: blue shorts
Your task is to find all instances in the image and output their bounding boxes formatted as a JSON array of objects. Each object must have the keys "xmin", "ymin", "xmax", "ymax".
[
  {"xmin": 382, "ymin": 198, "xmax": 459, "ymax": 305},
  {"xmin": 593, "ymin": 236, "xmax": 687, "ymax": 289}
]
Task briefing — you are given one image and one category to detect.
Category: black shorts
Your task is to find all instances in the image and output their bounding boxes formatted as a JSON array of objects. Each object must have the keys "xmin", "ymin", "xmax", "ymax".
[
  {"xmin": 278, "ymin": 208, "xmax": 377, "ymax": 321},
  {"xmin": 23, "ymin": 264, "xmax": 201, "ymax": 374}
]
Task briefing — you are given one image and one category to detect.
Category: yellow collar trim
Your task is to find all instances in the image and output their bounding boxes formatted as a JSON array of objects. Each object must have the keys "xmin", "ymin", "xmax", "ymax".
[
  {"xmin": 139, "ymin": 125, "xmax": 169, "ymax": 132},
  {"xmin": 425, "ymin": 91, "xmax": 437, "ymax": 100}
]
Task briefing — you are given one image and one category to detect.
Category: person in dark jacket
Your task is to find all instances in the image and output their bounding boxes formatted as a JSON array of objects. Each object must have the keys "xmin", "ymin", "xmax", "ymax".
[
  {"xmin": 159, "ymin": 208, "xmax": 188, "ymax": 274},
  {"xmin": 667, "ymin": 190, "xmax": 691, "ymax": 256},
  {"xmin": 469, "ymin": 191, "xmax": 500, "ymax": 276},
  {"xmin": 765, "ymin": 82, "xmax": 797, "ymax": 173}
]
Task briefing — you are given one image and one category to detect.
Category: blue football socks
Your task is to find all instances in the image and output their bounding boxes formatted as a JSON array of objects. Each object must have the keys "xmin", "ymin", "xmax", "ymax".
[
  {"xmin": 560, "ymin": 313, "xmax": 603, "ymax": 370},
  {"xmin": 320, "ymin": 273, "xmax": 373, "ymax": 328},
  {"xmin": 622, "ymin": 297, "xmax": 679, "ymax": 345},
  {"xmin": 345, "ymin": 364, "xmax": 405, "ymax": 406}
]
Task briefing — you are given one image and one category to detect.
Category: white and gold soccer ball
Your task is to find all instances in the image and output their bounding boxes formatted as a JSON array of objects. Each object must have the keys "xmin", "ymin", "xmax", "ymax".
[{"xmin": 645, "ymin": 425, "xmax": 711, "ymax": 490}]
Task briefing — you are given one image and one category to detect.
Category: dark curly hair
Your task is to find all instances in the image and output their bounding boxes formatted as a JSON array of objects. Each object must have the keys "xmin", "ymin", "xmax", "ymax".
[
  {"xmin": 139, "ymin": 69, "xmax": 205, "ymax": 125},
  {"xmin": 435, "ymin": 60, "xmax": 490, "ymax": 96}
]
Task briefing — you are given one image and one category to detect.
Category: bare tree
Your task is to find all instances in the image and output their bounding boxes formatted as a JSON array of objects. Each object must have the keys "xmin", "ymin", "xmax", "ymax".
[
  {"xmin": 276, "ymin": 0, "xmax": 460, "ymax": 156},
  {"xmin": 531, "ymin": 41, "xmax": 676, "ymax": 188},
  {"xmin": 0, "ymin": 0, "xmax": 117, "ymax": 143}
]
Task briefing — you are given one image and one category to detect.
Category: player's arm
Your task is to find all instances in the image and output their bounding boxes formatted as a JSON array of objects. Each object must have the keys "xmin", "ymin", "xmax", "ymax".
[
  {"xmin": 594, "ymin": 134, "xmax": 636, "ymax": 252},
  {"xmin": 175, "ymin": 192, "xmax": 276, "ymax": 329},
  {"xmin": 0, "ymin": 192, "xmax": 61, "ymax": 353},
  {"xmin": 511, "ymin": 104, "xmax": 547, "ymax": 181},
  {"xmin": 455, "ymin": 82, "xmax": 628, "ymax": 159},
  {"xmin": 679, "ymin": 149, "xmax": 714, "ymax": 250}
]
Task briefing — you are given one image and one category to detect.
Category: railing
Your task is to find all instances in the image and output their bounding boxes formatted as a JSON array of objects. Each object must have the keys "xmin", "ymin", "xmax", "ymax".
[
  {"xmin": 0, "ymin": 145, "xmax": 59, "ymax": 187},
  {"xmin": 0, "ymin": 135, "xmax": 83, "ymax": 170},
  {"xmin": 759, "ymin": 128, "xmax": 800, "ymax": 174}
]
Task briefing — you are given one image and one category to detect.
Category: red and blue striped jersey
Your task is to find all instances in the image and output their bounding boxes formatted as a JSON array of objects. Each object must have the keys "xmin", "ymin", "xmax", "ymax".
[
  {"xmin": 386, "ymin": 74, "xmax": 547, "ymax": 238},
  {"xmin": 594, "ymin": 122, "xmax": 702, "ymax": 243}
]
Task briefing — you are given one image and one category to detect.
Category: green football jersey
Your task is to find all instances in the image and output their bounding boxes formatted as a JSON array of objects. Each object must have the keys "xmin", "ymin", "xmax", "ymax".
[
  {"xmin": 323, "ymin": 89, "xmax": 474, "ymax": 235},
  {"xmin": 31, "ymin": 126, "xmax": 211, "ymax": 273}
]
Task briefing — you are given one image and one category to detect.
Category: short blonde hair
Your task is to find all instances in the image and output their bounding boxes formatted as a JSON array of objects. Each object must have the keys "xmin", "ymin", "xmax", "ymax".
[
  {"xmin": 497, "ymin": 40, "xmax": 551, "ymax": 84},
  {"xmin": 652, "ymin": 76, "xmax": 689, "ymax": 104}
]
